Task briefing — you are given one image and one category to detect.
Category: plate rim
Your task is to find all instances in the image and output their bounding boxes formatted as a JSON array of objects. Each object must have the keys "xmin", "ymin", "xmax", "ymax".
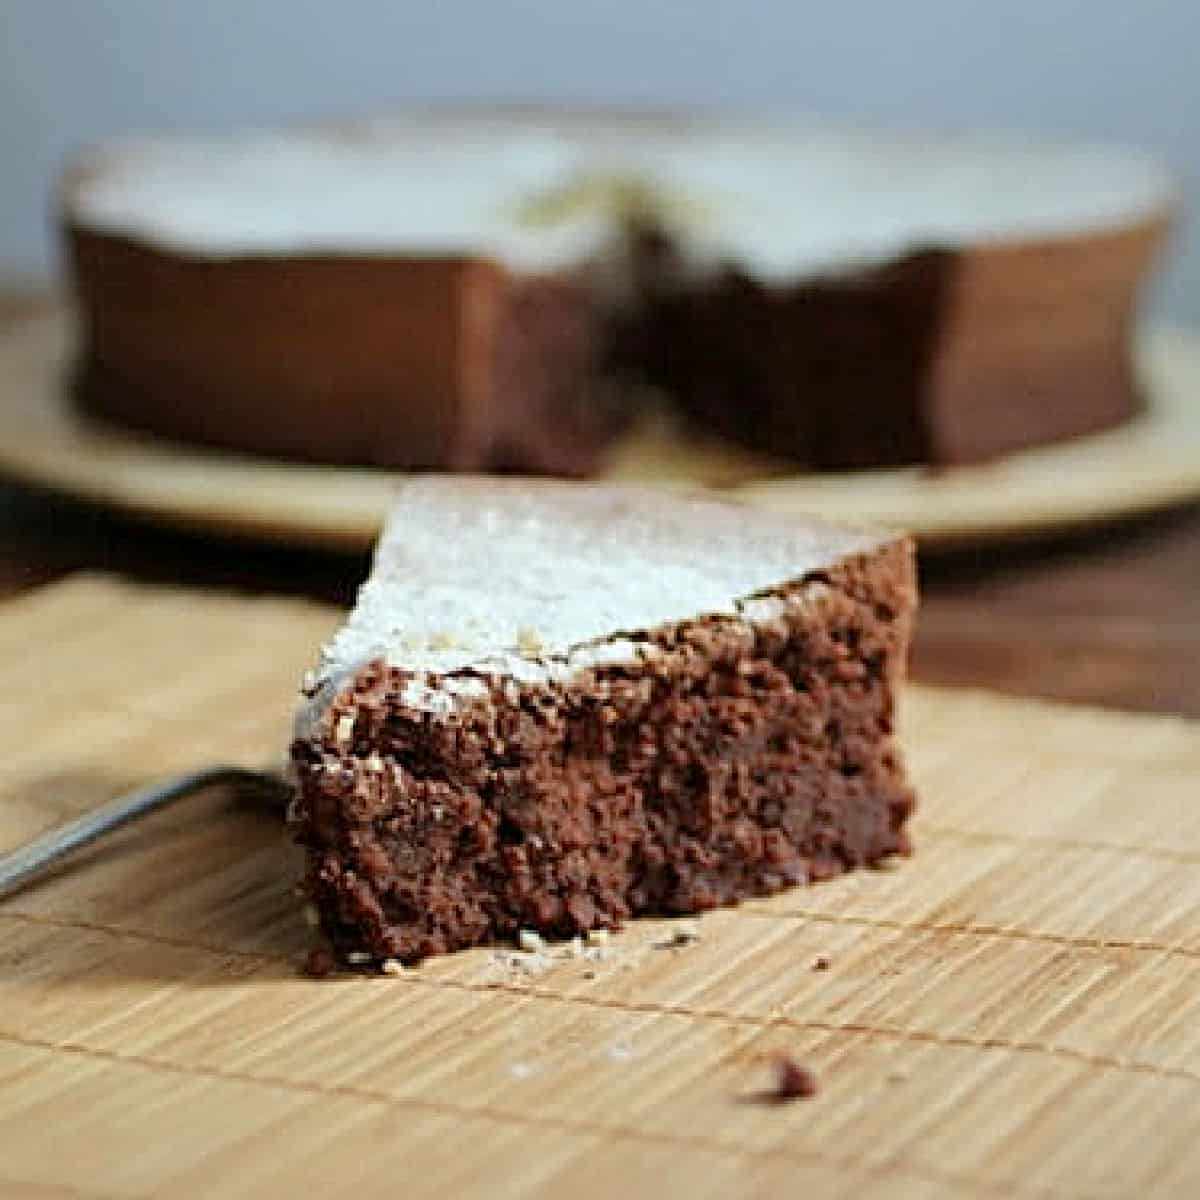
[{"xmin": 1, "ymin": 305, "xmax": 1197, "ymax": 553}]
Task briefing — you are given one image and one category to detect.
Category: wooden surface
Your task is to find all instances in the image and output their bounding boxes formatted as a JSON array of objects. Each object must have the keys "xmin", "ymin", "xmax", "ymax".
[
  {"xmin": 3, "ymin": 304, "xmax": 1200, "ymax": 551},
  {"xmin": 1, "ymin": 575, "xmax": 1199, "ymax": 1199}
]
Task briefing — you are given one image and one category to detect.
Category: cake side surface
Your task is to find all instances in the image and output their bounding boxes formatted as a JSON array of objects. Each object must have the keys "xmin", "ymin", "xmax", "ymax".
[
  {"xmin": 67, "ymin": 229, "xmax": 624, "ymax": 474},
  {"xmin": 640, "ymin": 215, "xmax": 1170, "ymax": 468},
  {"xmin": 925, "ymin": 217, "xmax": 1170, "ymax": 462},
  {"xmin": 290, "ymin": 480, "xmax": 917, "ymax": 962},
  {"xmin": 68, "ymin": 231, "xmax": 471, "ymax": 467}
]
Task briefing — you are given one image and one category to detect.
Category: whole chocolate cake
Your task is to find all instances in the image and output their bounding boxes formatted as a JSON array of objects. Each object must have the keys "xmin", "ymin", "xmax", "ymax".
[
  {"xmin": 289, "ymin": 478, "xmax": 917, "ymax": 963},
  {"xmin": 63, "ymin": 113, "xmax": 1171, "ymax": 473}
]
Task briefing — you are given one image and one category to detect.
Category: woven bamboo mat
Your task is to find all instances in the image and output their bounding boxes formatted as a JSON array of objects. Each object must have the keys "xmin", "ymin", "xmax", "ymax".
[{"xmin": 1, "ymin": 575, "xmax": 1199, "ymax": 1199}]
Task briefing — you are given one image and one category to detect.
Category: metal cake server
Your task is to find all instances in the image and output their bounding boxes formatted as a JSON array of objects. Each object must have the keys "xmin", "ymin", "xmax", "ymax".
[{"xmin": 0, "ymin": 767, "xmax": 290, "ymax": 901}]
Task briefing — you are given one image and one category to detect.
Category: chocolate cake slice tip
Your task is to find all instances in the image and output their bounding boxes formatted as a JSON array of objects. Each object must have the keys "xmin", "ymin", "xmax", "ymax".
[{"xmin": 290, "ymin": 478, "xmax": 918, "ymax": 963}]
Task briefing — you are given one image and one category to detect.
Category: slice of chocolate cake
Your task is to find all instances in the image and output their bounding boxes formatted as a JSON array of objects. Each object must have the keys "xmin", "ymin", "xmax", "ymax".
[{"xmin": 290, "ymin": 479, "xmax": 917, "ymax": 963}]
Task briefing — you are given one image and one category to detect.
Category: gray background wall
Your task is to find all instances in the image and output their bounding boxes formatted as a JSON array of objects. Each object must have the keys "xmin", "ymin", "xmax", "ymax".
[{"xmin": 1, "ymin": 0, "xmax": 1196, "ymax": 323}]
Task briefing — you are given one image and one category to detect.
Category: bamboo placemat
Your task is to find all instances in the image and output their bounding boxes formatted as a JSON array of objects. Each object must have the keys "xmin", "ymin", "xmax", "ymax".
[{"xmin": 1, "ymin": 575, "xmax": 1199, "ymax": 1199}]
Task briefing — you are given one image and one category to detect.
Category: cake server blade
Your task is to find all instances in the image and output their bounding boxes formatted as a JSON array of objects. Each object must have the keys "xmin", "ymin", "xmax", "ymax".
[{"xmin": 0, "ymin": 767, "xmax": 289, "ymax": 902}]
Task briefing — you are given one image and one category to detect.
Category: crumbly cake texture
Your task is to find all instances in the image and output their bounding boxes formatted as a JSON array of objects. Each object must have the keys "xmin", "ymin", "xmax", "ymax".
[{"xmin": 290, "ymin": 479, "xmax": 918, "ymax": 963}]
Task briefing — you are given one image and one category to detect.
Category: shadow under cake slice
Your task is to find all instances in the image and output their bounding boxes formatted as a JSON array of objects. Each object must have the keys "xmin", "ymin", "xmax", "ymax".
[{"xmin": 290, "ymin": 478, "xmax": 917, "ymax": 963}]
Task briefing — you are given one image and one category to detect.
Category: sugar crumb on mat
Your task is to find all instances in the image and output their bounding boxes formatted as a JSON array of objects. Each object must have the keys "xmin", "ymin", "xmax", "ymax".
[
  {"xmin": 491, "ymin": 950, "xmax": 553, "ymax": 977},
  {"xmin": 655, "ymin": 920, "xmax": 700, "ymax": 949},
  {"xmin": 491, "ymin": 931, "xmax": 612, "ymax": 978},
  {"xmin": 380, "ymin": 958, "xmax": 406, "ymax": 976}
]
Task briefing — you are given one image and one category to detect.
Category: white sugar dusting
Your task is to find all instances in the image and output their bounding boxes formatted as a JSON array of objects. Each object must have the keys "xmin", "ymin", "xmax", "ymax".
[
  {"xmin": 69, "ymin": 120, "xmax": 608, "ymax": 272},
  {"xmin": 67, "ymin": 114, "xmax": 1170, "ymax": 281},
  {"xmin": 303, "ymin": 479, "xmax": 887, "ymax": 724}
]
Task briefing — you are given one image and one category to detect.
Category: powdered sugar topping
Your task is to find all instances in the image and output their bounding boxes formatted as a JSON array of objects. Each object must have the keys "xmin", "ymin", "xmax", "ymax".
[
  {"xmin": 307, "ymin": 479, "xmax": 886, "ymax": 717},
  {"xmin": 68, "ymin": 114, "xmax": 1170, "ymax": 281}
]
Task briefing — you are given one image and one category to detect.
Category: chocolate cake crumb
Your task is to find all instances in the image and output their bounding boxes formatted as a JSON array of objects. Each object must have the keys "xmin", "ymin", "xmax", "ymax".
[
  {"xmin": 302, "ymin": 947, "xmax": 336, "ymax": 978},
  {"xmin": 812, "ymin": 956, "xmax": 831, "ymax": 971},
  {"xmin": 772, "ymin": 1055, "xmax": 819, "ymax": 1101}
]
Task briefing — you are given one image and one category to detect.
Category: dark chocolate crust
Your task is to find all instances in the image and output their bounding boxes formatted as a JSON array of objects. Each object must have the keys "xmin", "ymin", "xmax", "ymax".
[{"xmin": 290, "ymin": 536, "xmax": 916, "ymax": 963}]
